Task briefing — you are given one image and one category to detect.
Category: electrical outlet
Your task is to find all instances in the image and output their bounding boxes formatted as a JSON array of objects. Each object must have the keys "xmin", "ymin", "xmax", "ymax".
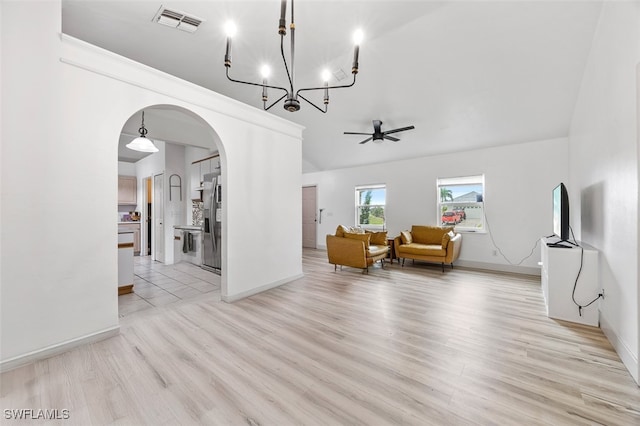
[{"xmin": 492, "ymin": 250, "xmax": 498, "ymax": 256}]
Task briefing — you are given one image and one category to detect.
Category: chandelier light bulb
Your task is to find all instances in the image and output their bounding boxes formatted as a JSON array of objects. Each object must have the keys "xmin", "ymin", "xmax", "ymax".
[
  {"xmin": 353, "ymin": 29, "xmax": 364, "ymax": 45},
  {"xmin": 224, "ymin": 21, "xmax": 237, "ymax": 38},
  {"xmin": 321, "ymin": 69, "xmax": 331, "ymax": 82},
  {"xmin": 260, "ymin": 65, "xmax": 271, "ymax": 79}
]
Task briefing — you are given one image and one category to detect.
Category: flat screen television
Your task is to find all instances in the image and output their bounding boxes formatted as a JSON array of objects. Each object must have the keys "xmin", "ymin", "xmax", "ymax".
[{"xmin": 552, "ymin": 182, "xmax": 570, "ymax": 242}]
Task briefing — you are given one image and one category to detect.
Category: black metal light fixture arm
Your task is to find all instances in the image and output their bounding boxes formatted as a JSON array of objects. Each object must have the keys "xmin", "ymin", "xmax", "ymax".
[
  {"xmin": 297, "ymin": 93, "xmax": 327, "ymax": 113},
  {"xmin": 296, "ymin": 74, "xmax": 357, "ymax": 113},
  {"xmin": 296, "ymin": 74, "xmax": 357, "ymax": 95},
  {"xmin": 225, "ymin": 67, "xmax": 292, "ymax": 111},
  {"xmin": 225, "ymin": 67, "xmax": 289, "ymax": 94}
]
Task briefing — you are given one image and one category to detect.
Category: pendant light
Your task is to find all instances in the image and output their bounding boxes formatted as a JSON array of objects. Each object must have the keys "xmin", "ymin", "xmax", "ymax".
[{"xmin": 126, "ymin": 111, "xmax": 159, "ymax": 153}]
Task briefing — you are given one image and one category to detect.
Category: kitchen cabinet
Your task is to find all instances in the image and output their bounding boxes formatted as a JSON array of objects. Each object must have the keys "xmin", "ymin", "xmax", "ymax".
[
  {"xmin": 118, "ymin": 223, "xmax": 141, "ymax": 255},
  {"xmin": 190, "ymin": 162, "xmax": 201, "ymax": 189},
  {"xmin": 191, "ymin": 155, "xmax": 221, "ymax": 200},
  {"xmin": 118, "ymin": 175, "xmax": 137, "ymax": 205},
  {"xmin": 199, "ymin": 159, "xmax": 211, "ymax": 184}
]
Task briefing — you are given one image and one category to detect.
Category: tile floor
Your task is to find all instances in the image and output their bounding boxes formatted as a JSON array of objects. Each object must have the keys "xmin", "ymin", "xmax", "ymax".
[{"xmin": 118, "ymin": 256, "xmax": 221, "ymax": 318}]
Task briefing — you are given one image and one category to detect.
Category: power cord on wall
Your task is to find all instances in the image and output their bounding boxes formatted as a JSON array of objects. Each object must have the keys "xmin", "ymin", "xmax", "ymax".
[
  {"xmin": 568, "ymin": 226, "xmax": 603, "ymax": 316},
  {"xmin": 485, "ymin": 213, "xmax": 603, "ymax": 317},
  {"xmin": 483, "ymin": 211, "xmax": 539, "ymax": 266}
]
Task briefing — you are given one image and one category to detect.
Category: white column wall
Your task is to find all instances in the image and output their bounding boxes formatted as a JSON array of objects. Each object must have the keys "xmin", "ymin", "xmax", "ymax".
[
  {"xmin": 1, "ymin": 1, "xmax": 303, "ymax": 367},
  {"xmin": 302, "ymin": 138, "xmax": 568, "ymax": 275},
  {"xmin": 164, "ymin": 143, "xmax": 186, "ymax": 265},
  {"xmin": 568, "ymin": 1, "xmax": 639, "ymax": 384}
]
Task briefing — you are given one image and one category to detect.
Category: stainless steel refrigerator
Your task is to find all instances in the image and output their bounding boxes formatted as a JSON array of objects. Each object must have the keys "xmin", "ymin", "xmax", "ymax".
[{"xmin": 202, "ymin": 172, "xmax": 222, "ymax": 274}]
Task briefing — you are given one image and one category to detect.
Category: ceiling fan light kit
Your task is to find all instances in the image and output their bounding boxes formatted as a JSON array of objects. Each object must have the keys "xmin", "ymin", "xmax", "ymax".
[
  {"xmin": 344, "ymin": 120, "xmax": 415, "ymax": 145},
  {"xmin": 223, "ymin": 0, "xmax": 363, "ymax": 113}
]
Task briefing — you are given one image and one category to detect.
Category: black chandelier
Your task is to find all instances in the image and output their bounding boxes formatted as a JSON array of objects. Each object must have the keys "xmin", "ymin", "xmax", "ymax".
[{"xmin": 223, "ymin": 0, "xmax": 362, "ymax": 113}]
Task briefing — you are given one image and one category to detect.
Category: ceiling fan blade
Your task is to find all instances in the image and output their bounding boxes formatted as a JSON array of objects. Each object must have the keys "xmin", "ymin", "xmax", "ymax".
[
  {"xmin": 344, "ymin": 131, "xmax": 373, "ymax": 136},
  {"xmin": 359, "ymin": 137, "xmax": 373, "ymax": 144},
  {"xmin": 384, "ymin": 125, "xmax": 415, "ymax": 135},
  {"xmin": 384, "ymin": 135, "xmax": 400, "ymax": 142}
]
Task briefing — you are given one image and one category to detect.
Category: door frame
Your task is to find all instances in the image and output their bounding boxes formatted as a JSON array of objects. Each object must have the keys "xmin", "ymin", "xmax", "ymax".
[
  {"xmin": 153, "ymin": 173, "xmax": 165, "ymax": 262},
  {"xmin": 141, "ymin": 176, "xmax": 152, "ymax": 256}
]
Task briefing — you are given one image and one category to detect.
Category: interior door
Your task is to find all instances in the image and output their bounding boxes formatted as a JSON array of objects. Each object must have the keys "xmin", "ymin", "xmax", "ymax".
[
  {"xmin": 302, "ymin": 186, "xmax": 317, "ymax": 248},
  {"xmin": 153, "ymin": 173, "xmax": 164, "ymax": 262}
]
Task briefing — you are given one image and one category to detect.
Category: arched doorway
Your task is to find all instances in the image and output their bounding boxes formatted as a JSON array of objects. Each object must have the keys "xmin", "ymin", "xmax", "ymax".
[{"xmin": 117, "ymin": 104, "xmax": 225, "ymax": 312}]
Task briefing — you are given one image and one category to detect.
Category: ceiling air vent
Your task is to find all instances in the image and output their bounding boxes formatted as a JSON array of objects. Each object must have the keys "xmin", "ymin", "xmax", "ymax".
[{"xmin": 153, "ymin": 6, "xmax": 204, "ymax": 33}]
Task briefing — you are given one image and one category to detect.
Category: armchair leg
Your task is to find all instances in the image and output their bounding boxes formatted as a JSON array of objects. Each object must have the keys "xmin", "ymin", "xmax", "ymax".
[
  {"xmin": 381, "ymin": 258, "xmax": 385, "ymax": 269},
  {"xmin": 334, "ymin": 264, "xmax": 337, "ymax": 271},
  {"xmin": 401, "ymin": 258, "xmax": 405, "ymax": 267},
  {"xmin": 441, "ymin": 262, "xmax": 444, "ymax": 273},
  {"xmin": 451, "ymin": 263, "xmax": 454, "ymax": 270}
]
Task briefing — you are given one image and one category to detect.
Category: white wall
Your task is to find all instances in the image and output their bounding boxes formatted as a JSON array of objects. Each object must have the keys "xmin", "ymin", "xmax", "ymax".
[
  {"xmin": 118, "ymin": 161, "xmax": 136, "ymax": 176},
  {"xmin": 0, "ymin": 1, "xmax": 303, "ymax": 369},
  {"xmin": 302, "ymin": 138, "xmax": 568, "ymax": 274},
  {"xmin": 1, "ymin": 0, "xmax": 119, "ymax": 367},
  {"xmin": 164, "ymin": 143, "xmax": 186, "ymax": 264},
  {"xmin": 568, "ymin": 1, "xmax": 639, "ymax": 384}
]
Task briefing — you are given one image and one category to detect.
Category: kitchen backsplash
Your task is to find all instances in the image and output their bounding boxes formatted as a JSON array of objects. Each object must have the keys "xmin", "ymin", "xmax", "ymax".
[{"xmin": 192, "ymin": 201, "xmax": 204, "ymax": 226}]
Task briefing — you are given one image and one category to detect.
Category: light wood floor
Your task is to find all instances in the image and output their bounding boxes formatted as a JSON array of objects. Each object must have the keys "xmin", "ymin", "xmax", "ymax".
[{"xmin": 2, "ymin": 249, "xmax": 639, "ymax": 425}]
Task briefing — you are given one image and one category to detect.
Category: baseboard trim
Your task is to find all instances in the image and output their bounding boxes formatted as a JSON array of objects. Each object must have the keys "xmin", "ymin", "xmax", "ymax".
[
  {"xmin": 0, "ymin": 325, "xmax": 120, "ymax": 373},
  {"xmin": 454, "ymin": 260, "xmax": 541, "ymax": 276},
  {"xmin": 221, "ymin": 273, "xmax": 305, "ymax": 303},
  {"xmin": 312, "ymin": 247, "xmax": 540, "ymax": 276},
  {"xmin": 600, "ymin": 313, "xmax": 639, "ymax": 385}
]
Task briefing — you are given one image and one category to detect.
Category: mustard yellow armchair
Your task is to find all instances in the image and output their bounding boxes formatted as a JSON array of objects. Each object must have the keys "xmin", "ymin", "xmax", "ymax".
[{"xmin": 326, "ymin": 226, "xmax": 389, "ymax": 273}]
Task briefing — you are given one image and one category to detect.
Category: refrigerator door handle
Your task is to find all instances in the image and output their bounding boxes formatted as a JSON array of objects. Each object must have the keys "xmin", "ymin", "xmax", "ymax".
[{"xmin": 210, "ymin": 181, "xmax": 217, "ymax": 253}]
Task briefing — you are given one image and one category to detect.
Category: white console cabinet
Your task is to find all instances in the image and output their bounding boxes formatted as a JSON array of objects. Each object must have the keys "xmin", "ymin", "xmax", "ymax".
[{"xmin": 540, "ymin": 238, "xmax": 599, "ymax": 326}]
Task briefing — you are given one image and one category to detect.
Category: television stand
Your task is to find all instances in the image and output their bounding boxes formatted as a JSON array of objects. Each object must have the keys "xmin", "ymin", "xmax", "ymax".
[{"xmin": 540, "ymin": 237, "xmax": 599, "ymax": 326}]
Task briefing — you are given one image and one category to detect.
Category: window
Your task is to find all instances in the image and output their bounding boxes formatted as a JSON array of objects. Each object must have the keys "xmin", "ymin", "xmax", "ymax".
[
  {"xmin": 355, "ymin": 185, "xmax": 386, "ymax": 229},
  {"xmin": 437, "ymin": 175, "xmax": 485, "ymax": 232}
]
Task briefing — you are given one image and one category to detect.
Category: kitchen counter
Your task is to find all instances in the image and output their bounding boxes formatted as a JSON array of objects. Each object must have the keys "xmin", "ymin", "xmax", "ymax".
[
  {"xmin": 117, "ymin": 232, "xmax": 134, "ymax": 295},
  {"xmin": 174, "ymin": 225, "xmax": 203, "ymax": 231},
  {"xmin": 118, "ymin": 222, "xmax": 141, "ymax": 255}
]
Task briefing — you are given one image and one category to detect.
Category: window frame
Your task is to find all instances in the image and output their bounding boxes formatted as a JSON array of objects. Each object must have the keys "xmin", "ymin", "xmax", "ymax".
[
  {"xmin": 436, "ymin": 175, "xmax": 485, "ymax": 233},
  {"xmin": 355, "ymin": 184, "xmax": 386, "ymax": 230}
]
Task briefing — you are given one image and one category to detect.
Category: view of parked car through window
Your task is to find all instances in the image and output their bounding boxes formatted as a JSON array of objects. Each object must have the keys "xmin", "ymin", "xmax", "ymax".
[{"xmin": 437, "ymin": 175, "xmax": 485, "ymax": 231}]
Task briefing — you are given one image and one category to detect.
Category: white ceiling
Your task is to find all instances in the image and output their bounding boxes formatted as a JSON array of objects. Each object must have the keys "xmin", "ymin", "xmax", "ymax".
[{"xmin": 62, "ymin": 0, "xmax": 603, "ymax": 172}]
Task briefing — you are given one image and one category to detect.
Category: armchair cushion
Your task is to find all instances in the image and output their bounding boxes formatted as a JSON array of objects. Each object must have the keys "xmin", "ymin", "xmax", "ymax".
[
  {"xmin": 366, "ymin": 230, "xmax": 388, "ymax": 246},
  {"xmin": 344, "ymin": 232, "xmax": 371, "ymax": 249},
  {"xmin": 400, "ymin": 243, "xmax": 446, "ymax": 257},
  {"xmin": 400, "ymin": 230, "xmax": 413, "ymax": 244},
  {"xmin": 367, "ymin": 245, "xmax": 389, "ymax": 257},
  {"xmin": 411, "ymin": 225, "xmax": 452, "ymax": 245}
]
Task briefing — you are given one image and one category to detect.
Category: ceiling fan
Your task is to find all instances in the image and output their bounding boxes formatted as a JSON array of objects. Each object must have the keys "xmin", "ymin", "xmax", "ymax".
[{"xmin": 344, "ymin": 120, "xmax": 415, "ymax": 144}]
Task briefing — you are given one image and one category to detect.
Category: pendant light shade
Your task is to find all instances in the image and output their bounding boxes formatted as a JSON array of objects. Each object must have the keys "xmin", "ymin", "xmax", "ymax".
[{"xmin": 126, "ymin": 111, "xmax": 159, "ymax": 153}]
